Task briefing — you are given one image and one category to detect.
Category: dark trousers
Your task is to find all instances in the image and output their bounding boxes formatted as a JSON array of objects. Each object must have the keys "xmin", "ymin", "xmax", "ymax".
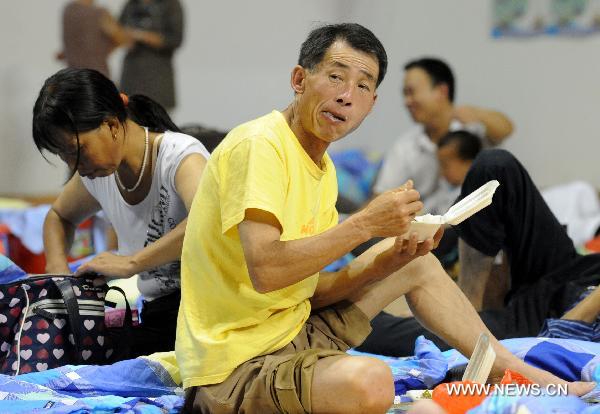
[
  {"xmin": 110, "ymin": 290, "xmax": 180, "ymax": 360},
  {"xmin": 357, "ymin": 149, "xmax": 600, "ymax": 356},
  {"xmin": 131, "ymin": 290, "xmax": 180, "ymax": 358}
]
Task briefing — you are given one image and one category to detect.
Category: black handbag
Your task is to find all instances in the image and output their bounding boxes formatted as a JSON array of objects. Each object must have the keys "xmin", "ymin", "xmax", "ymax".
[{"xmin": 0, "ymin": 275, "xmax": 132, "ymax": 375}]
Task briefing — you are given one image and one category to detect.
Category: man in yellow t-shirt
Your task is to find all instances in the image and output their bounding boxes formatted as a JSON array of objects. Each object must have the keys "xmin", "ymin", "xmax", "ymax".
[{"xmin": 178, "ymin": 23, "xmax": 594, "ymax": 414}]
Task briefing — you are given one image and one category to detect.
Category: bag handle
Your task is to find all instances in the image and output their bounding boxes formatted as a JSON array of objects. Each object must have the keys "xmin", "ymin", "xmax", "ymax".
[
  {"xmin": 52, "ymin": 279, "xmax": 134, "ymax": 363},
  {"xmin": 53, "ymin": 278, "xmax": 86, "ymax": 364}
]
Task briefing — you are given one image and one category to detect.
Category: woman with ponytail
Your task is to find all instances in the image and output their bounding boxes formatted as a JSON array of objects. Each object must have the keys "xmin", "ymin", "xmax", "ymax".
[{"xmin": 32, "ymin": 68, "xmax": 209, "ymax": 358}]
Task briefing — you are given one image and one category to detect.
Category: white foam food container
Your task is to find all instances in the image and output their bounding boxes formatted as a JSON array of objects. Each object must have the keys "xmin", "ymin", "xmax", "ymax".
[{"xmin": 401, "ymin": 180, "xmax": 500, "ymax": 241}]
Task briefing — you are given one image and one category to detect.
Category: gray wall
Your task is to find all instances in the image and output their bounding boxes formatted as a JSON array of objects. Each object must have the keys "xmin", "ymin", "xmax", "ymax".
[{"xmin": 2, "ymin": 0, "xmax": 600, "ymax": 195}]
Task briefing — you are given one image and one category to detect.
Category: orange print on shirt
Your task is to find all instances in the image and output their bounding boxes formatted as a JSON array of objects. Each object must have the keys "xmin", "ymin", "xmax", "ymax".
[{"xmin": 301, "ymin": 218, "xmax": 315, "ymax": 236}]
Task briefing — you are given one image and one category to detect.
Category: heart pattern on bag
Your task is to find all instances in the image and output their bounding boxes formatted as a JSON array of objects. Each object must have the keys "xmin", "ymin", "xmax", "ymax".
[
  {"xmin": 36, "ymin": 320, "xmax": 49, "ymax": 330},
  {"xmin": 36, "ymin": 333, "xmax": 50, "ymax": 344},
  {"xmin": 36, "ymin": 349, "xmax": 49, "ymax": 360},
  {"xmin": 19, "ymin": 364, "xmax": 32, "ymax": 374},
  {"xmin": 54, "ymin": 319, "xmax": 66, "ymax": 329},
  {"xmin": 1, "ymin": 277, "xmax": 116, "ymax": 375},
  {"xmin": 19, "ymin": 349, "xmax": 32, "ymax": 360}
]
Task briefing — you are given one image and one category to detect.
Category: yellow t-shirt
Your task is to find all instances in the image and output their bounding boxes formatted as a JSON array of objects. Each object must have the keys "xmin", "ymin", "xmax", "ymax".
[{"xmin": 176, "ymin": 110, "xmax": 339, "ymax": 388}]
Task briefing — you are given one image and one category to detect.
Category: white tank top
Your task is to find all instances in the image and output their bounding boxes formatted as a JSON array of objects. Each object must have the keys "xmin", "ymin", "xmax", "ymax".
[{"xmin": 82, "ymin": 131, "xmax": 209, "ymax": 300}]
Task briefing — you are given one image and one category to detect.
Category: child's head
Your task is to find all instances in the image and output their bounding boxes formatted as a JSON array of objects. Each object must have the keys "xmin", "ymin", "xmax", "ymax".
[{"xmin": 437, "ymin": 130, "xmax": 482, "ymax": 186}]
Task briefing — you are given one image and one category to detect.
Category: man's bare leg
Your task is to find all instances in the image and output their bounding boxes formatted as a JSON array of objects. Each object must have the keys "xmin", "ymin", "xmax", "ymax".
[
  {"xmin": 483, "ymin": 252, "xmax": 511, "ymax": 311},
  {"xmin": 347, "ymin": 238, "xmax": 594, "ymax": 394},
  {"xmin": 311, "ymin": 355, "xmax": 395, "ymax": 414},
  {"xmin": 457, "ymin": 239, "xmax": 495, "ymax": 311},
  {"xmin": 310, "ymin": 239, "xmax": 594, "ymax": 414}
]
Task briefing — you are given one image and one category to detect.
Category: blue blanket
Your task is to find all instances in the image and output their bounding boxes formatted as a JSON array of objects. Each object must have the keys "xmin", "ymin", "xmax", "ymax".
[
  {"xmin": 330, "ymin": 148, "xmax": 381, "ymax": 206},
  {"xmin": 0, "ymin": 357, "xmax": 182, "ymax": 413},
  {"xmin": 0, "ymin": 255, "xmax": 26, "ymax": 284},
  {"xmin": 2, "ymin": 255, "xmax": 600, "ymax": 413},
  {"xmin": 2, "ymin": 337, "xmax": 599, "ymax": 413},
  {"xmin": 445, "ymin": 337, "xmax": 600, "ymax": 413},
  {"xmin": 354, "ymin": 337, "xmax": 600, "ymax": 394}
]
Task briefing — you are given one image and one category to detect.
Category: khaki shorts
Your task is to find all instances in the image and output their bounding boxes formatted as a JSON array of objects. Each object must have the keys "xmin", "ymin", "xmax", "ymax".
[{"xmin": 182, "ymin": 301, "xmax": 372, "ymax": 414}]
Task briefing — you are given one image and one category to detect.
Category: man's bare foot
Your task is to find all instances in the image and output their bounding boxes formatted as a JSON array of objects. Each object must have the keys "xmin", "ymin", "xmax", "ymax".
[
  {"xmin": 504, "ymin": 358, "xmax": 595, "ymax": 396},
  {"xmin": 567, "ymin": 381, "xmax": 596, "ymax": 396},
  {"xmin": 486, "ymin": 349, "xmax": 595, "ymax": 397}
]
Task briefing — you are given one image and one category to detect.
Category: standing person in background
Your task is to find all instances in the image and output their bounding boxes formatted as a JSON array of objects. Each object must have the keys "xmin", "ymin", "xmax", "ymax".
[
  {"xmin": 59, "ymin": 0, "xmax": 131, "ymax": 78},
  {"xmin": 119, "ymin": 0, "xmax": 184, "ymax": 112},
  {"xmin": 373, "ymin": 57, "xmax": 513, "ymax": 215}
]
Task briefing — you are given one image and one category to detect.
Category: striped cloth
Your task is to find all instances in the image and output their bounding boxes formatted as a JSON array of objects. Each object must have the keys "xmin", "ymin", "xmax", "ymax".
[{"xmin": 539, "ymin": 286, "xmax": 600, "ymax": 342}]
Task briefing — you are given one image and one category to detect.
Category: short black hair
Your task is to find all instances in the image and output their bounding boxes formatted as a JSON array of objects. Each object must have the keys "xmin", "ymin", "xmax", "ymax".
[
  {"xmin": 438, "ymin": 130, "xmax": 482, "ymax": 161},
  {"xmin": 298, "ymin": 23, "xmax": 387, "ymax": 87},
  {"xmin": 404, "ymin": 57, "xmax": 455, "ymax": 102}
]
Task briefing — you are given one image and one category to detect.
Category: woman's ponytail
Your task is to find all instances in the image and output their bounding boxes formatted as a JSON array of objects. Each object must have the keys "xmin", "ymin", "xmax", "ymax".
[{"xmin": 126, "ymin": 95, "xmax": 181, "ymax": 133}]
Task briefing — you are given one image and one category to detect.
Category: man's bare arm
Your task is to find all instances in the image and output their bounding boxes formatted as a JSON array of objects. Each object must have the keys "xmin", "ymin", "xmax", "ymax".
[
  {"xmin": 311, "ymin": 231, "xmax": 442, "ymax": 309},
  {"xmin": 453, "ymin": 105, "xmax": 514, "ymax": 145},
  {"xmin": 239, "ymin": 185, "xmax": 423, "ymax": 293}
]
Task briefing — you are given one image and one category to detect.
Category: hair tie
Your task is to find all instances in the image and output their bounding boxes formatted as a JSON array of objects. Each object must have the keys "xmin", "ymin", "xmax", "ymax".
[{"xmin": 120, "ymin": 92, "xmax": 129, "ymax": 107}]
